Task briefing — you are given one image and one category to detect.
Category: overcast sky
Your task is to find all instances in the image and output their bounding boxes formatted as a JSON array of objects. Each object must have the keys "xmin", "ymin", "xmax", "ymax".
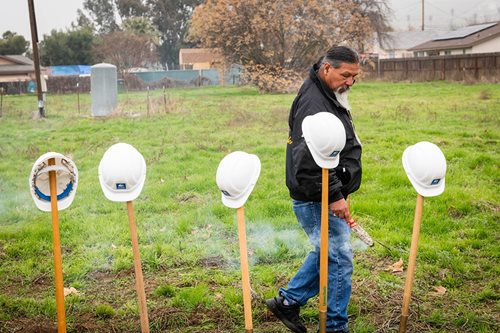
[{"xmin": 1, "ymin": 0, "xmax": 499, "ymax": 40}]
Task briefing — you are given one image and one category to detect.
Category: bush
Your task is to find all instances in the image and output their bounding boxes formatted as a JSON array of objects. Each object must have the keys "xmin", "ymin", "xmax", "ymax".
[{"xmin": 240, "ymin": 64, "xmax": 303, "ymax": 93}]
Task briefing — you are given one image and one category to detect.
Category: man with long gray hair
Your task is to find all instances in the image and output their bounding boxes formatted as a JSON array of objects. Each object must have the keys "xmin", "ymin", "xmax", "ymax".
[{"xmin": 266, "ymin": 46, "xmax": 362, "ymax": 333}]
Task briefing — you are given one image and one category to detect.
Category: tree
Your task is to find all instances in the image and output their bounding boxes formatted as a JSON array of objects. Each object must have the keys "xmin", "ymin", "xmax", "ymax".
[
  {"xmin": 39, "ymin": 28, "xmax": 96, "ymax": 66},
  {"xmin": 78, "ymin": 0, "xmax": 149, "ymax": 34},
  {"xmin": 116, "ymin": 0, "xmax": 148, "ymax": 17},
  {"xmin": 93, "ymin": 30, "xmax": 159, "ymax": 77},
  {"xmin": 189, "ymin": 0, "xmax": 389, "ymax": 91},
  {"xmin": 353, "ymin": 0, "xmax": 393, "ymax": 52},
  {"xmin": 77, "ymin": 0, "xmax": 201, "ymax": 70},
  {"xmin": 146, "ymin": 0, "xmax": 202, "ymax": 69},
  {"xmin": 0, "ymin": 31, "xmax": 29, "ymax": 55},
  {"xmin": 79, "ymin": 0, "xmax": 120, "ymax": 34}
]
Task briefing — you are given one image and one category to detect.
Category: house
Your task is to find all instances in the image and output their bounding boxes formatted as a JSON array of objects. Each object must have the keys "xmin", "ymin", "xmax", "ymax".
[
  {"xmin": 0, "ymin": 55, "xmax": 47, "ymax": 92},
  {"xmin": 372, "ymin": 30, "xmax": 447, "ymax": 59},
  {"xmin": 179, "ymin": 48, "xmax": 223, "ymax": 70},
  {"xmin": 409, "ymin": 21, "xmax": 500, "ymax": 57}
]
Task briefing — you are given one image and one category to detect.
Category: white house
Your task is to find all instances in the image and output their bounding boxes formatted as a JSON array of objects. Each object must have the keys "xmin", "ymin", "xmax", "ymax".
[
  {"xmin": 372, "ymin": 30, "xmax": 446, "ymax": 59},
  {"xmin": 408, "ymin": 21, "xmax": 500, "ymax": 57}
]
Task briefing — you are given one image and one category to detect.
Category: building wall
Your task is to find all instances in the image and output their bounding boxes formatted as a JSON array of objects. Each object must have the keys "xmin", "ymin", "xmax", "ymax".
[
  {"xmin": 0, "ymin": 73, "xmax": 34, "ymax": 83},
  {"xmin": 472, "ymin": 36, "xmax": 500, "ymax": 53},
  {"xmin": 193, "ymin": 62, "xmax": 211, "ymax": 70}
]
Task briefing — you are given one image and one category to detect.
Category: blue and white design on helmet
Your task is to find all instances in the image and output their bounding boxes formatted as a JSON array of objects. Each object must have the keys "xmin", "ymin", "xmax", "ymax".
[{"xmin": 29, "ymin": 152, "xmax": 78, "ymax": 212}]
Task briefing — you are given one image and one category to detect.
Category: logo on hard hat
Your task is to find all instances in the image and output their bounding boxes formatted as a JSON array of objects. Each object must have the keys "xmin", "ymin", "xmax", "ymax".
[
  {"xmin": 221, "ymin": 190, "xmax": 232, "ymax": 197},
  {"xmin": 116, "ymin": 183, "xmax": 127, "ymax": 190},
  {"xmin": 431, "ymin": 179, "xmax": 441, "ymax": 185},
  {"xmin": 330, "ymin": 151, "xmax": 340, "ymax": 157}
]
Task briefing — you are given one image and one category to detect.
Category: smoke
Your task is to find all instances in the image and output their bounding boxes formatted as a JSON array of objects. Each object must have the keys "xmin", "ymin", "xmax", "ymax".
[
  {"xmin": 0, "ymin": 183, "xmax": 33, "ymax": 225},
  {"xmin": 350, "ymin": 237, "xmax": 370, "ymax": 252},
  {"xmin": 246, "ymin": 221, "xmax": 310, "ymax": 265}
]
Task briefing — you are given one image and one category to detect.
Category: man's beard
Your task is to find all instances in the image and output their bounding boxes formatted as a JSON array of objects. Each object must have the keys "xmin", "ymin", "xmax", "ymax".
[{"xmin": 334, "ymin": 86, "xmax": 350, "ymax": 110}]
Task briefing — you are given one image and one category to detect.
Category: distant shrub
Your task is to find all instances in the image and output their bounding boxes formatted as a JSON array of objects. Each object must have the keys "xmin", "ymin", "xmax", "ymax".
[{"xmin": 240, "ymin": 64, "xmax": 302, "ymax": 94}]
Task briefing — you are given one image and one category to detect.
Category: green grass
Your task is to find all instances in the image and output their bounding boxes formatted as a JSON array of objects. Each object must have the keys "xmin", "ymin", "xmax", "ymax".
[{"xmin": 0, "ymin": 82, "xmax": 499, "ymax": 332}]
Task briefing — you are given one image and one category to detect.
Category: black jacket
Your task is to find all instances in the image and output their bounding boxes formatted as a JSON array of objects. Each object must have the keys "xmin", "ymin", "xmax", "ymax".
[{"xmin": 285, "ymin": 64, "xmax": 362, "ymax": 203}]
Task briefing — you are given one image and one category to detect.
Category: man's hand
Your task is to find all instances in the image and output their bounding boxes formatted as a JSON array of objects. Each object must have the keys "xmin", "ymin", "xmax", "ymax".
[{"xmin": 329, "ymin": 198, "xmax": 352, "ymax": 221}]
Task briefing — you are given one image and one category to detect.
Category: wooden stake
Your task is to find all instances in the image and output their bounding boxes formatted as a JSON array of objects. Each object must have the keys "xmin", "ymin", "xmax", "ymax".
[
  {"xmin": 399, "ymin": 194, "xmax": 424, "ymax": 333},
  {"xmin": 319, "ymin": 168, "xmax": 328, "ymax": 333},
  {"xmin": 237, "ymin": 206, "xmax": 253, "ymax": 333},
  {"xmin": 48, "ymin": 158, "xmax": 66, "ymax": 333},
  {"xmin": 127, "ymin": 201, "xmax": 150, "ymax": 333}
]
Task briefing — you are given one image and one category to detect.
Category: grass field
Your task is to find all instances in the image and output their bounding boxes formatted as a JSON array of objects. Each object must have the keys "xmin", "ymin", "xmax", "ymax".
[{"xmin": 0, "ymin": 81, "xmax": 499, "ymax": 333}]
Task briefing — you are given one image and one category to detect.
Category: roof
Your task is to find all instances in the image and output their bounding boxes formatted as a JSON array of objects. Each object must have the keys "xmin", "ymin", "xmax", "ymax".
[
  {"xmin": 0, "ymin": 55, "xmax": 36, "ymax": 75},
  {"xmin": 409, "ymin": 21, "xmax": 500, "ymax": 51},
  {"xmin": 179, "ymin": 48, "xmax": 222, "ymax": 64},
  {"xmin": 0, "ymin": 55, "xmax": 34, "ymax": 66},
  {"xmin": 382, "ymin": 30, "xmax": 448, "ymax": 50}
]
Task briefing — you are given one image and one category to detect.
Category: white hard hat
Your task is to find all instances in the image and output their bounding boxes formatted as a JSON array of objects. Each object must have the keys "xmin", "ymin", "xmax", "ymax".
[
  {"xmin": 216, "ymin": 151, "xmax": 261, "ymax": 209},
  {"xmin": 98, "ymin": 143, "xmax": 146, "ymax": 202},
  {"xmin": 29, "ymin": 152, "xmax": 78, "ymax": 212},
  {"xmin": 302, "ymin": 112, "xmax": 346, "ymax": 169},
  {"xmin": 402, "ymin": 141, "xmax": 446, "ymax": 197}
]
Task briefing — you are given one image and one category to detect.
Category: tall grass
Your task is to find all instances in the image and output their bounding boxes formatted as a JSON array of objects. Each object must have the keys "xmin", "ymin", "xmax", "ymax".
[{"xmin": 0, "ymin": 82, "xmax": 498, "ymax": 332}]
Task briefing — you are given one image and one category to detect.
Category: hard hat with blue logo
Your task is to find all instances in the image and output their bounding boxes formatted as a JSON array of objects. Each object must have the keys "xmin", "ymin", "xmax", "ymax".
[
  {"xmin": 98, "ymin": 143, "xmax": 146, "ymax": 202},
  {"xmin": 302, "ymin": 112, "xmax": 346, "ymax": 169},
  {"xmin": 216, "ymin": 151, "xmax": 261, "ymax": 209},
  {"xmin": 402, "ymin": 141, "xmax": 446, "ymax": 197}
]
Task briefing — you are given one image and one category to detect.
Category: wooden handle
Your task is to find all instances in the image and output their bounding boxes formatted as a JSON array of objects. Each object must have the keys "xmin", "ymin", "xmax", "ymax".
[
  {"xmin": 319, "ymin": 168, "xmax": 329, "ymax": 333},
  {"xmin": 48, "ymin": 158, "xmax": 67, "ymax": 333},
  {"xmin": 399, "ymin": 194, "xmax": 424, "ymax": 333},
  {"xmin": 127, "ymin": 201, "xmax": 150, "ymax": 333},
  {"xmin": 237, "ymin": 206, "xmax": 253, "ymax": 331}
]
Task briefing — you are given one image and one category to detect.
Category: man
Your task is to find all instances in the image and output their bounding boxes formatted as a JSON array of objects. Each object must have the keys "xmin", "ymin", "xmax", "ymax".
[{"xmin": 266, "ymin": 46, "xmax": 362, "ymax": 333}]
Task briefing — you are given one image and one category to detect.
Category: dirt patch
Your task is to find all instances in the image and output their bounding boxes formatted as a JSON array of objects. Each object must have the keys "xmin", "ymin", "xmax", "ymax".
[
  {"xmin": 198, "ymin": 255, "xmax": 227, "ymax": 268},
  {"xmin": 226, "ymin": 109, "xmax": 259, "ymax": 127}
]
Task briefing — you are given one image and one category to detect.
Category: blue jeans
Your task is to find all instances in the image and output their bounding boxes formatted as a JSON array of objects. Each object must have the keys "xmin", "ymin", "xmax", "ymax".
[{"xmin": 279, "ymin": 200, "xmax": 353, "ymax": 331}]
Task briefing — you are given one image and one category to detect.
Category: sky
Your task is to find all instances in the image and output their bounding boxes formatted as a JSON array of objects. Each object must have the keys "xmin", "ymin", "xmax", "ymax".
[{"xmin": 0, "ymin": 0, "xmax": 499, "ymax": 40}]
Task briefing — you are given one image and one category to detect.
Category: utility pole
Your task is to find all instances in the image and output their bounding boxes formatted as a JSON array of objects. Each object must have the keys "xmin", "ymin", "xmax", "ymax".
[
  {"xmin": 28, "ymin": 0, "xmax": 45, "ymax": 118},
  {"xmin": 421, "ymin": 0, "xmax": 425, "ymax": 31}
]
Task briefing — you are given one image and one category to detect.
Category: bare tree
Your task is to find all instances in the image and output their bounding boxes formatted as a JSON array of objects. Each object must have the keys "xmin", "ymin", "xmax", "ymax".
[
  {"xmin": 93, "ymin": 31, "xmax": 159, "ymax": 77},
  {"xmin": 188, "ymin": 0, "xmax": 388, "ymax": 91}
]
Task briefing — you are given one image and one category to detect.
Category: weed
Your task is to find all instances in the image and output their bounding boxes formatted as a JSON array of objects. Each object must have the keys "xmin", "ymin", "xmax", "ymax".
[
  {"xmin": 155, "ymin": 284, "xmax": 176, "ymax": 298},
  {"xmin": 95, "ymin": 303, "xmax": 116, "ymax": 319}
]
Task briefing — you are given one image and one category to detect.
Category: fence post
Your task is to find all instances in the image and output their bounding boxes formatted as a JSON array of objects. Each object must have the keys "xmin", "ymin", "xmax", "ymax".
[
  {"xmin": 378, "ymin": 57, "xmax": 381, "ymax": 78},
  {"xmin": 404, "ymin": 60, "xmax": 408, "ymax": 80},
  {"xmin": 475, "ymin": 56, "xmax": 479, "ymax": 80},
  {"xmin": 442, "ymin": 58, "xmax": 446, "ymax": 80},
  {"xmin": 0, "ymin": 87, "xmax": 3, "ymax": 117}
]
